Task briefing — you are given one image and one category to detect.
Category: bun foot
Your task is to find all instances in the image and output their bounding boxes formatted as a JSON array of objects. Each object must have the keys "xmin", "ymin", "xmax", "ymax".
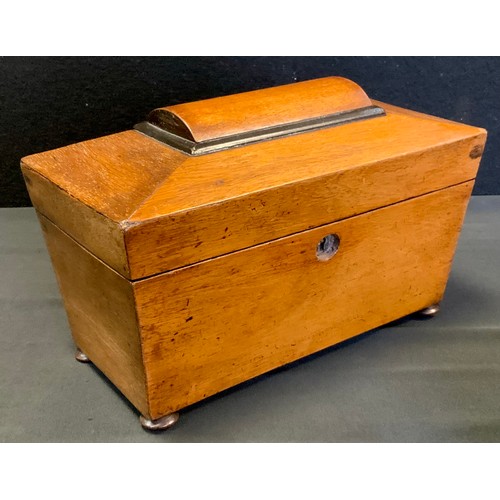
[
  {"xmin": 419, "ymin": 304, "xmax": 440, "ymax": 317},
  {"xmin": 140, "ymin": 413, "xmax": 180, "ymax": 431},
  {"xmin": 75, "ymin": 348, "xmax": 90, "ymax": 363}
]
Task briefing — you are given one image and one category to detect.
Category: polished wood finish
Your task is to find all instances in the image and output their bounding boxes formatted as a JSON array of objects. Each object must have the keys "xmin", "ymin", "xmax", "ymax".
[
  {"xmin": 148, "ymin": 77, "xmax": 374, "ymax": 142},
  {"xmin": 21, "ymin": 77, "xmax": 486, "ymax": 423},
  {"xmin": 38, "ymin": 214, "xmax": 150, "ymax": 418},
  {"xmin": 135, "ymin": 182, "xmax": 473, "ymax": 418},
  {"xmin": 23, "ymin": 168, "xmax": 129, "ymax": 275},
  {"xmin": 22, "ymin": 130, "xmax": 186, "ymax": 222},
  {"xmin": 21, "ymin": 130, "xmax": 186, "ymax": 277},
  {"xmin": 21, "ymin": 87, "xmax": 486, "ymax": 281},
  {"xmin": 125, "ymin": 113, "xmax": 484, "ymax": 279}
]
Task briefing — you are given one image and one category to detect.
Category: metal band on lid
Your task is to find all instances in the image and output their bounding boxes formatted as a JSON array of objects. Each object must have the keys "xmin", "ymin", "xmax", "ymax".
[
  {"xmin": 135, "ymin": 105, "xmax": 385, "ymax": 156},
  {"xmin": 134, "ymin": 77, "xmax": 385, "ymax": 155}
]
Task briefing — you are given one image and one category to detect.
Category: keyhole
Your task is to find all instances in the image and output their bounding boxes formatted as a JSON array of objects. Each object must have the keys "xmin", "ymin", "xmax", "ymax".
[{"xmin": 316, "ymin": 234, "xmax": 340, "ymax": 261}]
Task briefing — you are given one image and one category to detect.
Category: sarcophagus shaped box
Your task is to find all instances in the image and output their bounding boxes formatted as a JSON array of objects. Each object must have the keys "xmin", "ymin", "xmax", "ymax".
[{"xmin": 21, "ymin": 77, "xmax": 486, "ymax": 430}]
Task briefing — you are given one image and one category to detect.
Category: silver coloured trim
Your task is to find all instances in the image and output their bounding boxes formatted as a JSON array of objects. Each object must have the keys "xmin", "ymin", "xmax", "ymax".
[
  {"xmin": 140, "ymin": 413, "xmax": 180, "ymax": 431},
  {"xmin": 419, "ymin": 304, "xmax": 441, "ymax": 317},
  {"xmin": 134, "ymin": 105, "xmax": 385, "ymax": 156},
  {"xmin": 75, "ymin": 348, "xmax": 90, "ymax": 363}
]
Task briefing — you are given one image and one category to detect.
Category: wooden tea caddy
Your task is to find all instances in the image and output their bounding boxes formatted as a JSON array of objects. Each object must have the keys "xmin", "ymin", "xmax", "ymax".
[{"xmin": 21, "ymin": 77, "xmax": 486, "ymax": 431}]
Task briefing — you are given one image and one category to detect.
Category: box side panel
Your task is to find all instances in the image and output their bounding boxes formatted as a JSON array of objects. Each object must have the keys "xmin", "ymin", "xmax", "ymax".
[
  {"xmin": 38, "ymin": 215, "xmax": 149, "ymax": 417},
  {"xmin": 125, "ymin": 133, "xmax": 485, "ymax": 279},
  {"xmin": 23, "ymin": 167, "xmax": 130, "ymax": 277},
  {"xmin": 135, "ymin": 181, "xmax": 473, "ymax": 419}
]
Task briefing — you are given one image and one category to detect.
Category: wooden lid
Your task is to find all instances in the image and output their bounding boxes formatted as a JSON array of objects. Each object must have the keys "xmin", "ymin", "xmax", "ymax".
[
  {"xmin": 21, "ymin": 77, "xmax": 486, "ymax": 280},
  {"xmin": 137, "ymin": 77, "xmax": 383, "ymax": 155}
]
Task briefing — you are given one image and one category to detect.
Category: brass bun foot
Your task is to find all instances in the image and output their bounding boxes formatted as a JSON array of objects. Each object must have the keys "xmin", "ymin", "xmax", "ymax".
[
  {"xmin": 75, "ymin": 348, "xmax": 90, "ymax": 363},
  {"xmin": 419, "ymin": 304, "xmax": 440, "ymax": 317},
  {"xmin": 140, "ymin": 413, "xmax": 180, "ymax": 432}
]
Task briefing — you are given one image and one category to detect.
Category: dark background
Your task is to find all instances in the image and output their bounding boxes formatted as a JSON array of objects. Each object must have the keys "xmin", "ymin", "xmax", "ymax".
[{"xmin": 1, "ymin": 56, "xmax": 498, "ymax": 206}]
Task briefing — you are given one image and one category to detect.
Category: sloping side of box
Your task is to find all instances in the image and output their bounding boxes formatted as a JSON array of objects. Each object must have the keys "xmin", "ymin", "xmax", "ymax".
[
  {"xmin": 22, "ymin": 167, "xmax": 130, "ymax": 277},
  {"xmin": 21, "ymin": 129, "xmax": 188, "ymax": 279},
  {"xmin": 38, "ymin": 215, "xmax": 150, "ymax": 418}
]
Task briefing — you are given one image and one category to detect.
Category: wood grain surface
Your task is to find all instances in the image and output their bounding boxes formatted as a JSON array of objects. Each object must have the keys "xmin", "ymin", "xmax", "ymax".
[
  {"xmin": 21, "ymin": 130, "xmax": 186, "ymax": 222},
  {"xmin": 38, "ymin": 214, "xmax": 149, "ymax": 417},
  {"xmin": 21, "ymin": 78, "xmax": 486, "ymax": 280},
  {"xmin": 125, "ymin": 108, "xmax": 485, "ymax": 279},
  {"xmin": 148, "ymin": 76, "xmax": 373, "ymax": 142},
  {"xmin": 134, "ymin": 181, "xmax": 474, "ymax": 418},
  {"xmin": 22, "ymin": 168, "xmax": 129, "ymax": 276},
  {"xmin": 20, "ymin": 77, "xmax": 488, "ymax": 422}
]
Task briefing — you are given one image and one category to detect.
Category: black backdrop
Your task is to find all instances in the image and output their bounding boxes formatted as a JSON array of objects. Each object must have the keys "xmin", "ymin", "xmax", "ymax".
[{"xmin": 1, "ymin": 56, "xmax": 498, "ymax": 206}]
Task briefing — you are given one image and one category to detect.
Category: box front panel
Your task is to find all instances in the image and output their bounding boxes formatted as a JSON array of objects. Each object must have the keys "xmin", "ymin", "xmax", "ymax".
[{"xmin": 135, "ymin": 181, "xmax": 473, "ymax": 418}]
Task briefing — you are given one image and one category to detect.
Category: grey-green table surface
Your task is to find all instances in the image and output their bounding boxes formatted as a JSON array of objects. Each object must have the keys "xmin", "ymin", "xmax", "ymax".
[{"xmin": 1, "ymin": 197, "xmax": 499, "ymax": 442}]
